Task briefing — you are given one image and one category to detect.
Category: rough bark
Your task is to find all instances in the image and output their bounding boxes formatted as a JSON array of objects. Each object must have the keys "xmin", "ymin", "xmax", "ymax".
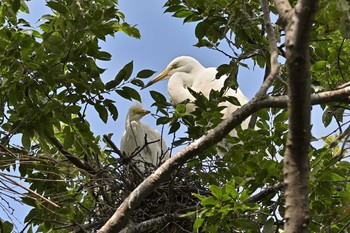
[{"xmin": 274, "ymin": 0, "xmax": 319, "ymax": 232}]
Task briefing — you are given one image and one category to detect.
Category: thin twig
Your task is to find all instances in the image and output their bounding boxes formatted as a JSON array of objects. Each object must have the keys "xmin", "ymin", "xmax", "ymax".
[
  {"xmin": 103, "ymin": 134, "xmax": 124, "ymax": 158},
  {"xmin": 0, "ymin": 173, "xmax": 60, "ymax": 208}
]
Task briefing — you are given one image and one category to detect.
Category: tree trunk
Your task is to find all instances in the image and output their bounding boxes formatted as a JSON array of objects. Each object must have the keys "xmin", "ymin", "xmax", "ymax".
[{"xmin": 279, "ymin": 0, "xmax": 319, "ymax": 232}]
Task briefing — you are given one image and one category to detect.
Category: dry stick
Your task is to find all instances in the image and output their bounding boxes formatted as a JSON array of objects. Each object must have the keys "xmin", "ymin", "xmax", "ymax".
[
  {"xmin": 97, "ymin": 85, "xmax": 350, "ymax": 233},
  {"xmin": 0, "ymin": 172, "xmax": 60, "ymax": 208},
  {"xmin": 0, "ymin": 143, "xmax": 18, "ymax": 158}
]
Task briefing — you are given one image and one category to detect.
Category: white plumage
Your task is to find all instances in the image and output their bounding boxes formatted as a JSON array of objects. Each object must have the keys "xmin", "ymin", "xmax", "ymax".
[
  {"xmin": 143, "ymin": 56, "xmax": 250, "ymax": 134},
  {"xmin": 120, "ymin": 103, "xmax": 169, "ymax": 172}
]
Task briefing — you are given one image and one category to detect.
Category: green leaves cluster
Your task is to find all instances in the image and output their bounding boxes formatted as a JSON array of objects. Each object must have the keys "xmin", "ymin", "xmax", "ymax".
[
  {"xmin": 0, "ymin": 0, "xmax": 149, "ymax": 231},
  {"xmin": 191, "ymin": 182, "xmax": 260, "ymax": 233},
  {"xmin": 164, "ymin": 0, "xmax": 268, "ymax": 68}
]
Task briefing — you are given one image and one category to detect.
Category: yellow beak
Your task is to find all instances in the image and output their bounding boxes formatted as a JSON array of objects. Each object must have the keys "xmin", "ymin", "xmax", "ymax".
[
  {"xmin": 141, "ymin": 68, "xmax": 171, "ymax": 89},
  {"xmin": 136, "ymin": 109, "xmax": 150, "ymax": 117}
]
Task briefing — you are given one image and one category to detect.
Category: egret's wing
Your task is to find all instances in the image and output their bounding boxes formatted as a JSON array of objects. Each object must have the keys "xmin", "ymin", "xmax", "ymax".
[
  {"xmin": 141, "ymin": 123, "xmax": 169, "ymax": 165},
  {"xmin": 120, "ymin": 121, "xmax": 150, "ymax": 173}
]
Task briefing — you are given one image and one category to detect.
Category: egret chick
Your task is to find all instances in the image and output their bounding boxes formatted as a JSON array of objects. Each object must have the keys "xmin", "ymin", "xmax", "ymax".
[{"xmin": 120, "ymin": 103, "xmax": 169, "ymax": 173}]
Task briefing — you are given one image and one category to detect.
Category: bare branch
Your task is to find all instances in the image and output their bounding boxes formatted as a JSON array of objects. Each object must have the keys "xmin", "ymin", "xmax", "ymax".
[
  {"xmin": 0, "ymin": 172, "xmax": 60, "ymax": 208},
  {"xmin": 0, "ymin": 143, "xmax": 17, "ymax": 158},
  {"xmin": 256, "ymin": 0, "xmax": 280, "ymax": 97}
]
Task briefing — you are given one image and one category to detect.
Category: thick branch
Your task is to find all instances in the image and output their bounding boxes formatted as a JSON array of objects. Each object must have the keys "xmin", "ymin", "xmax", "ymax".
[
  {"xmin": 97, "ymin": 85, "xmax": 350, "ymax": 233},
  {"xmin": 283, "ymin": 0, "xmax": 319, "ymax": 232},
  {"xmin": 273, "ymin": 0, "xmax": 293, "ymax": 25}
]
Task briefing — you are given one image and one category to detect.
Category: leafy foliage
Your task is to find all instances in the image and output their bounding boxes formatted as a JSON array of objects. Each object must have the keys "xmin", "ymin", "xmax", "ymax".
[{"xmin": 0, "ymin": 0, "xmax": 350, "ymax": 232}]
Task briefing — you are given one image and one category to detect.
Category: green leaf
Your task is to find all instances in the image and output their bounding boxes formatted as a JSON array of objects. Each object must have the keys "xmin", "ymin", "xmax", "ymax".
[
  {"xmin": 209, "ymin": 185, "xmax": 222, "ymax": 198},
  {"xmin": 105, "ymin": 80, "xmax": 119, "ymax": 90},
  {"xmin": 104, "ymin": 100, "xmax": 118, "ymax": 121},
  {"xmin": 12, "ymin": 0, "xmax": 21, "ymax": 13},
  {"xmin": 201, "ymin": 196, "xmax": 218, "ymax": 206},
  {"xmin": 175, "ymin": 104, "xmax": 186, "ymax": 114},
  {"xmin": 66, "ymin": 105, "xmax": 81, "ymax": 114},
  {"xmin": 123, "ymin": 87, "xmax": 141, "ymax": 102},
  {"xmin": 311, "ymin": 60, "xmax": 327, "ymax": 72},
  {"xmin": 2, "ymin": 221, "xmax": 14, "ymax": 233},
  {"xmin": 130, "ymin": 79, "xmax": 144, "ymax": 88},
  {"xmin": 157, "ymin": 117, "xmax": 170, "ymax": 125},
  {"xmin": 122, "ymin": 86, "xmax": 141, "ymax": 102},
  {"xmin": 63, "ymin": 132, "xmax": 75, "ymax": 149},
  {"xmin": 22, "ymin": 130, "xmax": 32, "ymax": 150},
  {"xmin": 180, "ymin": 211, "xmax": 196, "ymax": 218},
  {"xmin": 136, "ymin": 69, "xmax": 156, "ymax": 78},
  {"xmin": 94, "ymin": 103, "xmax": 108, "ymax": 123},
  {"xmin": 114, "ymin": 61, "xmax": 134, "ymax": 85},
  {"xmin": 193, "ymin": 217, "xmax": 204, "ymax": 231},
  {"xmin": 46, "ymin": 1, "xmax": 68, "ymax": 14},
  {"xmin": 322, "ymin": 108, "xmax": 332, "ymax": 127},
  {"xmin": 123, "ymin": 61, "xmax": 134, "ymax": 81},
  {"xmin": 116, "ymin": 89, "xmax": 131, "ymax": 100},
  {"xmin": 225, "ymin": 184, "xmax": 238, "ymax": 199},
  {"xmin": 169, "ymin": 121, "xmax": 180, "ymax": 134},
  {"xmin": 96, "ymin": 51, "xmax": 112, "ymax": 61},
  {"xmin": 195, "ymin": 21, "xmax": 207, "ymax": 39},
  {"xmin": 150, "ymin": 91, "xmax": 167, "ymax": 103}
]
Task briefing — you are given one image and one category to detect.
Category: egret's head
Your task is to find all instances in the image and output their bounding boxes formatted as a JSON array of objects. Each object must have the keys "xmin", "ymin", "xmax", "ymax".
[
  {"xmin": 127, "ymin": 102, "xmax": 150, "ymax": 122},
  {"xmin": 142, "ymin": 56, "xmax": 202, "ymax": 89}
]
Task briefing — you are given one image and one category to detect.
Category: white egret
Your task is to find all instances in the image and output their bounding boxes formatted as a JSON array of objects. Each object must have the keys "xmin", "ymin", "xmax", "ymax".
[
  {"xmin": 142, "ymin": 56, "xmax": 250, "ymax": 133},
  {"xmin": 120, "ymin": 102, "xmax": 169, "ymax": 173}
]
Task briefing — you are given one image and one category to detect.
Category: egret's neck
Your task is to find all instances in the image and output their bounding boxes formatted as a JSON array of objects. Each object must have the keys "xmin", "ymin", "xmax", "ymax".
[
  {"xmin": 125, "ymin": 115, "xmax": 140, "ymax": 129},
  {"xmin": 168, "ymin": 73, "xmax": 195, "ymax": 105}
]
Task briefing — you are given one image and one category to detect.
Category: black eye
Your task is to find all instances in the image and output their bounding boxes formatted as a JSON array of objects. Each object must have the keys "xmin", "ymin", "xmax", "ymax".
[{"xmin": 172, "ymin": 63, "xmax": 178, "ymax": 69}]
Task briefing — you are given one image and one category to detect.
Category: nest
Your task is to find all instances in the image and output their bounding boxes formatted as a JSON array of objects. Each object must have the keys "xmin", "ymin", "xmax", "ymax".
[
  {"xmin": 128, "ymin": 163, "xmax": 206, "ymax": 232},
  {"xmin": 87, "ymin": 160, "xmax": 208, "ymax": 233}
]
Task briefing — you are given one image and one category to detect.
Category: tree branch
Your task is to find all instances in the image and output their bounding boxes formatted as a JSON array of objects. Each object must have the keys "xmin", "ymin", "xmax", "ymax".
[
  {"xmin": 257, "ymin": 0, "xmax": 280, "ymax": 97},
  {"xmin": 282, "ymin": 0, "xmax": 319, "ymax": 232},
  {"xmin": 119, "ymin": 214, "xmax": 190, "ymax": 233},
  {"xmin": 97, "ymin": 85, "xmax": 350, "ymax": 233},
  {"xmin": 244, "ymin": 182, "xmax": 285, "ymax": 204},
  {"xmin": 0, "ymin": 172, "xmax": 60, "ymax": 208},
  {"xmin": 46, "ymin": 134, "xmax": 96, "ymax": 175},
  {"xmin": 273, "ymin": 0, "xmax": 293, "ymax": 26},
  {"xmin": 103, "ymin": 134, "xmax": 124, "ymax": 158}
]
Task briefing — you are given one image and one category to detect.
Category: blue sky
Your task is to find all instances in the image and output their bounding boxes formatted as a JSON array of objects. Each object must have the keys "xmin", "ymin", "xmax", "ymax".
[{"xmin": 3, "ymin": 0, "xmax": 334, "ymax": 229}]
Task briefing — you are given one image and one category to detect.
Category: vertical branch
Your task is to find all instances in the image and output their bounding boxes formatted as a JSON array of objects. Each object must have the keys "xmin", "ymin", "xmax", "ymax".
[
  {"xmin": 276, "ymin": 0, "xmax": 319, "ymax": 232},
  {"xmin": 256, "ymin": 0, "xmax": 280, "ymax": 98}
]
